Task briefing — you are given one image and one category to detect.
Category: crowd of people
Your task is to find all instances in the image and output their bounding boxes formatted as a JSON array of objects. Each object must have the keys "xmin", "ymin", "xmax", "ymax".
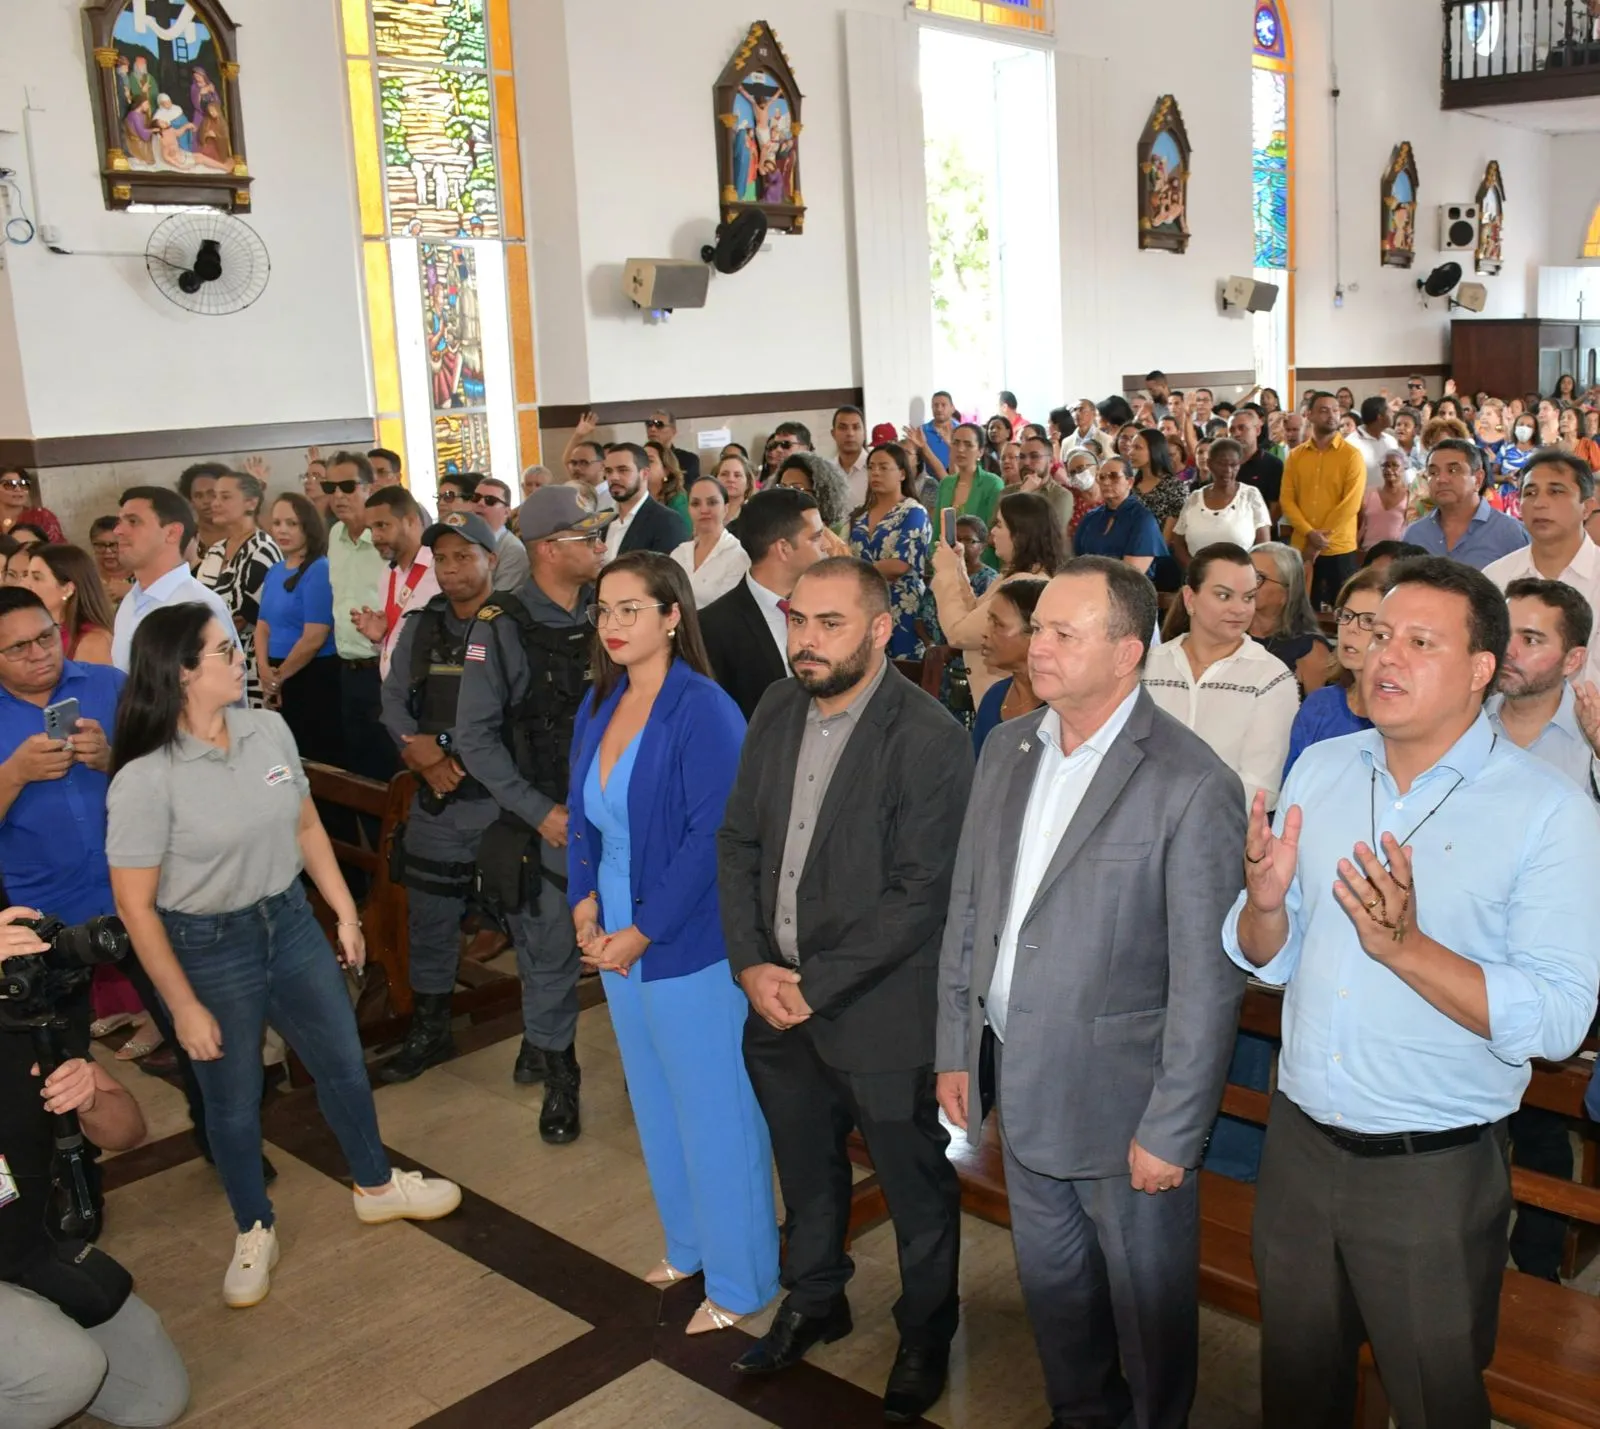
[{"xmin": 4, "ymin": 364, "xmax": 1600, "ymax": 1428}]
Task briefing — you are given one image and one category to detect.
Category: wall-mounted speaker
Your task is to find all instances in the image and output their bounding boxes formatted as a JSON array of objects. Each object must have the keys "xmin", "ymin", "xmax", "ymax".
[{"xmin": 1439, "ymin": 203, "xmax": 1480, "ymax": 253}]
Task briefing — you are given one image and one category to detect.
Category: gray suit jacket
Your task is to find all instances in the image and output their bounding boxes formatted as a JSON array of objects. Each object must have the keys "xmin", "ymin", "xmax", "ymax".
[{"xmin": 936, "ymin": 688, "xmax": 1247, "ymax": 1179}]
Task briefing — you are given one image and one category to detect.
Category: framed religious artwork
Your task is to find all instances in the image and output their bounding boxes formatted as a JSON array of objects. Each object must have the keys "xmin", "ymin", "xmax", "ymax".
[
  {"xmin": 712, "ymin": 21, "xmax": 805, "ymax": 234},
  {"xmin": 1380, "ymin": 141, "xmax": 1418, "ymax": 270},
  {"xmin": 81, "ymin": 0, "xmax": 252, "ymax": 212},
  {"xmin": 1137, "ymin": 95, "xmax": 1191, "ymax": 254},
  {"xmin": 1476, "ymin": 159, "xmax": 1505, "ymax": 275}
]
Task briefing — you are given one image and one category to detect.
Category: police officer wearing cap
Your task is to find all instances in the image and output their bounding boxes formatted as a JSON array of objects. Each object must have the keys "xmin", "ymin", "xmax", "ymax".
[
  {"xmin": 454, "ymin": 485, "xmax": 611, "ymax": 1143},
  {"xmin": 376, "ymin": 512, "xmax": 500, "ymax": 1084}
]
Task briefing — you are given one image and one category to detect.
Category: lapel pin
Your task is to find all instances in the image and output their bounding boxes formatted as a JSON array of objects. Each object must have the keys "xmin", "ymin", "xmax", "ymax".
[{"xmin": 1020, "ymin": 740, "xmax": 1031, "ymax": 753}]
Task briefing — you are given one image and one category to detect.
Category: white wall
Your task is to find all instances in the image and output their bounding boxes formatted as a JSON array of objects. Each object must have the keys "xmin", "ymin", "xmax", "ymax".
[
  {"xmin": 1548, "ymin": 132, "xmax": 1600, "ymax": 266},
  {"xmin": 0, "ymin": 0, "xmax": 370, "ymax": 439},
  {"xmin": 1289, "ymin": 0, "xmax": 1553, "ymax": 369}
]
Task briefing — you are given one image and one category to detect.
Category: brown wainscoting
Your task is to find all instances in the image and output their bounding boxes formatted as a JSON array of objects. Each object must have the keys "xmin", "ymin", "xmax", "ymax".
[
  {"xmin": 0, "ymin": 417, "xmax": 377, "ymax": 470},
  {"xmin": 1118, "ymin": 369, "xmax": 1257, "ymax": 393},
  {"xmin": 1295, "ymin": 363, "xmax": 1450, "ymax": 381},
  {"xmin": 539, "ymin": 387, "xmax": 863, "ymax": 430}
]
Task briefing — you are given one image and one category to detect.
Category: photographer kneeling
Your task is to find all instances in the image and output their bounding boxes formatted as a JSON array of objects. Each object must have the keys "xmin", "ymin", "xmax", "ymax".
[{"xmin": 0, "ymin": 910, "xmax": 189, "ymax": 1428}]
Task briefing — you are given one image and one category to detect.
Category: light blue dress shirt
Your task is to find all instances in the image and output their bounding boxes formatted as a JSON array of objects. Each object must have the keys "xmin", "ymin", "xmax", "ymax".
[
  {"xmin": 1222, "ymin": 715, "xmax": 1600, "ymax": 1133},
  {"xmin": 110, "ymin": 561, "xmax": 239, "ymax": 670},
  {"xmin": 1402, "ymin": 499, "xmax": 1530, "ymax": 570},
  {"xmin": 1486, "ymin": 687, "xmax": 1600, "ymax": 803}
]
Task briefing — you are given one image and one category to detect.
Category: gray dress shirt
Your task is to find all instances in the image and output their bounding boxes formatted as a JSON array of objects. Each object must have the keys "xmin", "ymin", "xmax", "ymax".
[{"xmin": 774, "ymin": 658, "xmax": 888, "ymax": 965}]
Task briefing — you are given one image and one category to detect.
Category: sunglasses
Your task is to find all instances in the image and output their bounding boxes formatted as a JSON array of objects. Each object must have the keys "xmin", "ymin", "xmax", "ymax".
[
  {"xmin": 0, "ymin": 478, "xmax": 30, "ymax": 493},
  {"xmin": 645, "ymin": 418, "xmax": 670, "ymax": 429},
  {"xmin": 475, "ymin": 494, "xmax": 508, "ymax": 508},
  {"xmin": 321, "ymin": 480, "xmax": 362, "ymax": 495}
]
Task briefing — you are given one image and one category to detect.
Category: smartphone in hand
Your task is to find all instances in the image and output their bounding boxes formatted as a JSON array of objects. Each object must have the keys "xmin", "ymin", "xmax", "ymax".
[
  {"xmin": 43, "ymin": 698, "xmax": 80, "ymax": 743},
  {"xmin": 940, "ymin": 507, "xmax": 958, "ymax": 546}
]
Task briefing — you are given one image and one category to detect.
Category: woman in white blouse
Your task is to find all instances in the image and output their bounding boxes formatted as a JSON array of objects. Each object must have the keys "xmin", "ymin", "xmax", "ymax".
[
  {"xmin": 1169, "ymin": 438, "xmax": 1271, "ymax": 571},
  {"xmin": 671, "ymin": 475, "xmax": 750, "ymax": 607}
]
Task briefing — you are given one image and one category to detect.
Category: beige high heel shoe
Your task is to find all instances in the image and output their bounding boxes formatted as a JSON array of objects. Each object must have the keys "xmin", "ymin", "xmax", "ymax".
[
  {"xmin": 644, "ymin": 1260, "xmax": 691, "ymax": 1287},
  {"xmin": 686, "ymin": 1298, "xmax": 746, "ymax": 1335}
]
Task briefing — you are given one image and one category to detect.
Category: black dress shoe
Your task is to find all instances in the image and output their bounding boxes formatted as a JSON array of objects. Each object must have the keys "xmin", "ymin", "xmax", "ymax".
[
  {"xmin": 539, "ymin": 1045, "xmax": 581, "ymax": 1144},
  {"xmin": 513, "ymin": 1039, "xmax": 546, "ymax": 1085},
  {"xmin": 883, "ymin": 1340, "xmax": 949, "ymax": 1423},
  {"xmin": 731, "ymin": 1299, "xmax": 852, "ymax": 1374}
]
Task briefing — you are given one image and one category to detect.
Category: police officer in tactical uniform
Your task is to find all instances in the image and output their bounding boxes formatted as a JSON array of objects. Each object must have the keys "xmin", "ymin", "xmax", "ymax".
[
  {"xmin": 454, "ymin": 486, "xmax": 610, "ymax": 1144},
  {"xmin": 376, "ymin": 512, "xmax": 500, "ymax": 1084}
]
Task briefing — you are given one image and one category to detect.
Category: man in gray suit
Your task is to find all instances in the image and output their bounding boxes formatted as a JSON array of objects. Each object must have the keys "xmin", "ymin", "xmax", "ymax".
[{"xmin": 936, "ymin": 556, "xmax": 1247, "ymax": 1429}]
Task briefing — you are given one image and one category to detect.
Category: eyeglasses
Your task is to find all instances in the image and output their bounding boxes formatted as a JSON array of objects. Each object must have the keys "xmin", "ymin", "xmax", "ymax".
[
  {"xmin": 475, "ymin": 494, "xmax": 508, "ymax": 508},
  {"xmin": 1254, "ymin": 572, "xmax": 1286, "ymax": 589},
  {"xmin": 321, "ymin": 480, "xmax": 362, "ymax": 495},
  {"xmin": 547, "ymin": 532, "xmax": 606, "ymax": 547},
  {"xmin": 0, "ymin": 627, "xmax": 58, "ymax": 661},
  {"xmin": 586, "ymin": 601, "xmax": 666, "ymax": 627},
  {"xmin": 0, "ymin": 479, "xmax": 29, "ymax": 493},
  {"xmin": 200, "ymin": 641, "xmax": 242, "ymax": 662},
  {"xmin": 1336, "ymin": 608, "xmax": 1378, "ymax": 631},
  {"xmin": 91, "ymin": 541, "xmax": 120, "ymax": 554}
]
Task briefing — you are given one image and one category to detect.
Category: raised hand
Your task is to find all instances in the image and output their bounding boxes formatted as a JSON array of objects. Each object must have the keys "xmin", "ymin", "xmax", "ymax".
[{"xmin": 1244, "ymin": 789, "xmax": 1301, "ymax": 914}]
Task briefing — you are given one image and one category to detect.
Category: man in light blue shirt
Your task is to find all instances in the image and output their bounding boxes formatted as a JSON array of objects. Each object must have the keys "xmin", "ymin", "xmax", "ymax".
[
  {"xmin": 1402, "ymin": 439, "xmax": 1529, "ymax": 570},
  {"xmin": 1225, "ymin": 557, "xmax": 1600, "ymax": 1429},
  {"xmin": 109, "ymin": 487, "xmax": 238, "ymax": 671}
]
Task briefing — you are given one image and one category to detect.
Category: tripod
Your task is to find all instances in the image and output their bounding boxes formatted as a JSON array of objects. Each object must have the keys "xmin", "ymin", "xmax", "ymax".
[{"xmin": 0, "ymin": 1010, "xmax": 101, "ymax": 1241}]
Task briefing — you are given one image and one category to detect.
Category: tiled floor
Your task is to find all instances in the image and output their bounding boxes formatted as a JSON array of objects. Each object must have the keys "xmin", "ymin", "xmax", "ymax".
[{"xmin": 71, "ymin": 1003, "xmax": 1276, "ymax": 1428}]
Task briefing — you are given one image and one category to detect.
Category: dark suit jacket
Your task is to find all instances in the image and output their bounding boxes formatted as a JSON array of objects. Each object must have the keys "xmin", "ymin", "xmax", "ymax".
[
  {"xmin": 618, "ymin": 495, "xmax": 690, "ymax": 557},
  {"xmin": 672, "ymin": 446, "xmax": 702, "ymax": 483},
  {"xmin": 700, "ymin": 579, "xmax": 786, "ymax": 722},
  {"xmin": 936, "ymin": 688, "xmax": 1247, "ymax": 1178},
  {"xmin": 718, "ymin": 665, "xmax": 973, "ymax": 1073}
]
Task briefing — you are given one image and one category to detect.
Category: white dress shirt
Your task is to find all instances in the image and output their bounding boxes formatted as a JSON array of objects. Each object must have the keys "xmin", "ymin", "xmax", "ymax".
[
  {"xmin": 603, "ymin": 494, "xmax": 645, "ymax": 564},
  {"xmin": 1346, "ymin": 426, "xmax": 1402, "ymax": 491},
  {"xmin": 1487, "ymin": 687, "xmax": 1600, "ymax": 801},
  {"xmin": 111, "ymin": 562, "xmax": 240, "ymax": 671},
  {"xmin": 671, "ymin": 529, "xmax": 752, "ymax": 607},
  {"xmin": 1484, "ymin": 535, "xmax": 1600, "ymax": 690},
  {"xmin": 988, "ymin": 687, "xmax": 1140, "ymax": 1041},
  {"xmin": 1142, "ymin": 634, "xmax": 1298, "ymax": 811},
  {"xmin": 839, "ymin": 452, "xmax": 869, "ymax": 511},
  {"xmin": 378, "ymin": 547, "xmax": 440, "ymax": 679},
  {"xmin": 744, "ymin": 572, "xmax": 791, "ymax": 664}
]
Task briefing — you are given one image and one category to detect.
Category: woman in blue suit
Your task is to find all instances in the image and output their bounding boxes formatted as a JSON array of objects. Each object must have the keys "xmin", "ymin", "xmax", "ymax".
[{"xmin": 568, "ymin": 551, "xmax": 778, "ymax": 1335}]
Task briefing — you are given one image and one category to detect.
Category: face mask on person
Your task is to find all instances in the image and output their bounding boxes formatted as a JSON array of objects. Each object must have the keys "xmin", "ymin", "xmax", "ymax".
[{"xmin": 1515, "ymin": 424, "xmax": 1534, "ymax": 441}]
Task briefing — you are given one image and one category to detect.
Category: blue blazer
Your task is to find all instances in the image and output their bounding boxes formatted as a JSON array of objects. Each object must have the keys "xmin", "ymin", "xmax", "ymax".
[{"xmin": 567, "ymin": 658, "xmax": 746, "ymax": 981}]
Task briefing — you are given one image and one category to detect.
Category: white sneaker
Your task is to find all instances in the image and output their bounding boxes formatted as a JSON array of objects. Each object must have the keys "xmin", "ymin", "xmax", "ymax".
[
  {"xmin": 353, "ymin": 1169, "xmax": 462, "ymax": 1225},
  {"xmin": 223, "ymin": 1221, "xmax": 279, "ymax": 1308}
]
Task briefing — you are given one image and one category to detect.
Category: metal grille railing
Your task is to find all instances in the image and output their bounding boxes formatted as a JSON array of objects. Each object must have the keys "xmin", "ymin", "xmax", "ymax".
[{"xmin": 1443, "ymin": 0, "xmax": 1600, "ymax": 85}]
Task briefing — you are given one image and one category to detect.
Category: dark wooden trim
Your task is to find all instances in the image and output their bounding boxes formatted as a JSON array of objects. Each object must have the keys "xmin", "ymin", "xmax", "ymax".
[
  {"xmin": 1295, "ymin": 363, "xmax": 1450, "ymax": 381},
  {"xmin": 1443, "ymin": 69, "xmax": 1600, "ymax": 111},
  {"xmin": 0, "ymin": 418, "xmax": 376, "ymax": 471},
  {"xmin": 539, "ymin": 387, "xmax": 863, "ymax": 430},
  {"xmin": 1119, "ymin": 369, "xmax": 1256, "ymax": 393}
]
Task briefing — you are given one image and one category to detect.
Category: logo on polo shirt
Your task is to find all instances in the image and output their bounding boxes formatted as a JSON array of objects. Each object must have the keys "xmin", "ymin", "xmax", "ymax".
[{"xmin": 264, "ymin": 765, "xmax": 294, "ymax": 787}]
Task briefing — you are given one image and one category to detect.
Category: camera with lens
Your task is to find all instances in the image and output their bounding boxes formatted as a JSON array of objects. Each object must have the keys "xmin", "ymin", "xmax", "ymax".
[{"xmin": 0, "ymin": 915, "xmax": 130, "ymax": 1026}]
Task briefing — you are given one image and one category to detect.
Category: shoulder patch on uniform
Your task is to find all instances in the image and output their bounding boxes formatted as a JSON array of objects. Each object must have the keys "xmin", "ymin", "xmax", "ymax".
[{"xmin": 476, "ymin": 605, "xmax": 504, "ymax": 622}]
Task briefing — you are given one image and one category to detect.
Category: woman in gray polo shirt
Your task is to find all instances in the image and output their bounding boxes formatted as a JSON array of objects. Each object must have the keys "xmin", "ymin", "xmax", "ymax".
[{"xmin": 106, "ymin": 603, "xmax": 460, "ymax": 1309}]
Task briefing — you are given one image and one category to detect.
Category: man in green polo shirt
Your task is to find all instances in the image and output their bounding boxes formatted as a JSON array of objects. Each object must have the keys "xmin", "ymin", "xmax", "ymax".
[{"xmin": 324, "ymin": 451, "xmax": 392, "ymax": 781}]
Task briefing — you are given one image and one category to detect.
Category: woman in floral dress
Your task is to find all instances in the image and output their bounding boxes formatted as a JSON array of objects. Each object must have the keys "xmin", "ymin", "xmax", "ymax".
[{"xmin": 848, "ymin": 442, "xmax": 932, "ymax": 659}]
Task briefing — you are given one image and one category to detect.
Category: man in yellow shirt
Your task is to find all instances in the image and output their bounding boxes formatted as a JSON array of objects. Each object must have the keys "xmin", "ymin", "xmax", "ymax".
[{"xmin": 1280, "ymin": 391, "xmax": 1369, "ymax": 609}]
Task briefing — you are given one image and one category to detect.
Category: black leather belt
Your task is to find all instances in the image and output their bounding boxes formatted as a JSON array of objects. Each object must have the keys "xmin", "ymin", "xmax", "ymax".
[
  {"xmin": 341, "ymin": 657, "xmax": 379, "ymax": 669},
  {"xmin": 1310, "ymin": 1118, "xmax": 1488, "ymax": 1158}
]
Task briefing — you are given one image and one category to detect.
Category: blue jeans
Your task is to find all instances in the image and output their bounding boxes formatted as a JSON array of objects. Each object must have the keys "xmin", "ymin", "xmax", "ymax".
[{"xmin": 161, "ymin": 881, "xmax": 390, "ymax": 1232}]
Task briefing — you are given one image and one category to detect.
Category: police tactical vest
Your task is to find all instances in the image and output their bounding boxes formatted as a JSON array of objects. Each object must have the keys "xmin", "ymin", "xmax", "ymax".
[
  {"xmin": 407, "ymin": 599, "xmax": 469, "ymax": 736},
  {"xmin": 476, "ymin": 596, "xmax": 591, "ymax": 805}
]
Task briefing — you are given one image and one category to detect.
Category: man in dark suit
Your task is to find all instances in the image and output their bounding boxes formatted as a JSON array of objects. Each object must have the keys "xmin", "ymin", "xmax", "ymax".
[
  {"xmin": 719, "ymin": 558, "xmax": 972, "ymax": 1423},
  {"xmin": 645, "ymin": 409, "xmax": 701, "ymax": 483},
  {"xmin": 700, "ymin": 487, "xmax": 830, "ymax": 721},
  {"xmin": 601, "ymin": 442, "xmax": 689, "ymax": 559},
  {"xmin": 936, "ymin": 557, "xmax": 1247, "ymax": 1429}
]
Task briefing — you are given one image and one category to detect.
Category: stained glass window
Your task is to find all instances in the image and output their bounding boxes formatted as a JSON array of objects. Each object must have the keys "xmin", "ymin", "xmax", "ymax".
[
  {"xmin": 911, "ymin": 0, "xmax": 1050, "ymax": 35},
  {"xmin": 380, "ymin": 66, "xmax": 498, "ymax": 238},
  {"xmin": 1251, "ymin": 67, "xmax": 1288, "ymax": 270},
  {"xmin": 344, "ymin": 0, "xmax": 535, "ymax": 506},
  {"xmin": 1584, "ymin": 205, "xmax": 1600, "ymax": 259}
]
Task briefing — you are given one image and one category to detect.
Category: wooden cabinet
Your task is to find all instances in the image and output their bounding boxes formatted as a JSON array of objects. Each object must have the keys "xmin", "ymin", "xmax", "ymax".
[{"xmin": 1450, "ymin": 319, "xmax": 1597, "ymax": 399}]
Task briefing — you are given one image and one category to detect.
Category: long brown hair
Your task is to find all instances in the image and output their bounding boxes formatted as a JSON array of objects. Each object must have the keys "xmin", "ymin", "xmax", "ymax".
[
  {"xmin": 587, "ymin": 551, "xmax": 713, "ymax": 706},
  {"xmin": 645, "ymin": 440, "xmax": 685, "ymax": 503},
  {"xmin": 31, "ymin": 544, "xmax": 116, "ymax": 638},
  {"xmin": 272, "ymin": 492, "xmax": 328, "ymax": 592}
]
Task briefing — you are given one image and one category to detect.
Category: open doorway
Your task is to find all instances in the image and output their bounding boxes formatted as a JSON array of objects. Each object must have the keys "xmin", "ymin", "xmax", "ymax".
[{"xmin": 919, "ymin": 25, "xmax": 1061, "ymax": 425}]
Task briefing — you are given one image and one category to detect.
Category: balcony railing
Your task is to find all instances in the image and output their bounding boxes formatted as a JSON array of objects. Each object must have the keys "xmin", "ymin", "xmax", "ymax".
[{"xmin": 1442, "ymin": 0, "xmax": 1600, "ymax": 107}]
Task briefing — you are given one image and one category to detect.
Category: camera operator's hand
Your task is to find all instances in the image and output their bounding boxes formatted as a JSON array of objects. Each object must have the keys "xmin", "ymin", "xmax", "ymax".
[
  {"xmin": 174, "ymin": 1002, "xmax": 223, "ymax": 1061},
  {"xmin": 6, "ymin": 733, "xmax": 73, "ymax": 785},
  {"xmin": 67, "ymin": 717, "xmax": 111, "ymax": 773},
  {"xmin": 0, "ymin": 908, "xmax": 49, "ymax": 962},
  {"xmin": 35, "ymin": 1057, "xmax": 98, "ymax": 1116}
]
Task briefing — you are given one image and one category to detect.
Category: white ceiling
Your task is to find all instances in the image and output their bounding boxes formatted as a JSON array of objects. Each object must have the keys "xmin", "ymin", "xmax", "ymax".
[{"xmin": 1461, "ymin": 95, "xmax": 1600, "ymax": 134}]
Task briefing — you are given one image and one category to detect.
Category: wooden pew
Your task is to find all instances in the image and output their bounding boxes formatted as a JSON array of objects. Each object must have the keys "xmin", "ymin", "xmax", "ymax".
[{"xmin": 847, "ymin": 984, "xmax": 1600, "ymax": 1428}]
